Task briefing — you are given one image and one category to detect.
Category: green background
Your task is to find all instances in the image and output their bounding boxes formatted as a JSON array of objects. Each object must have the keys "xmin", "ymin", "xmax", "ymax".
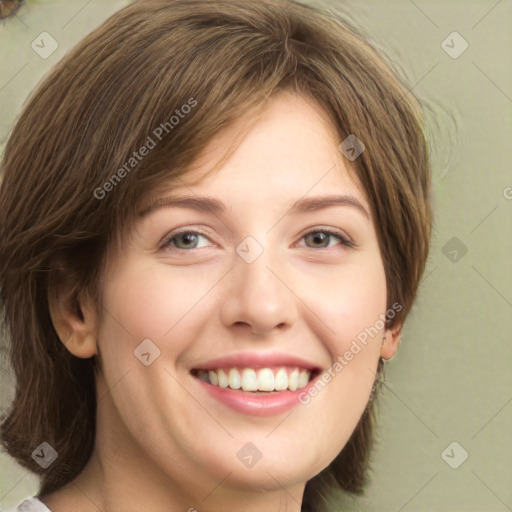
[{"xmin": 1, "ymin": 1, "xmax": 511, "ymax": 510}]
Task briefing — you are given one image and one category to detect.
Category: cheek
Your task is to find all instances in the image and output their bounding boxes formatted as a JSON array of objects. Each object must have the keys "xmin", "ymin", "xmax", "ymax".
[
  {"xmin": 95, "ymin": 263, "xmax": 183, "ymax": 395},
  {"xmin": 304, "ymin": 259, "xmax": 385, "ymax": 403},
  {"xmin": 96, "ymin": 260, "xmax": 220, "ymax": 400},
  {"xmin": 290, "ymin": 254, "xmax": 386, "ymax": 446},
  {"xmin": 101, "ymin": 260, "xmax": 217, "ymax": 343},
  {"xmin": 314, "ymin": 254, "xmax": 388, "ymax": 355}
]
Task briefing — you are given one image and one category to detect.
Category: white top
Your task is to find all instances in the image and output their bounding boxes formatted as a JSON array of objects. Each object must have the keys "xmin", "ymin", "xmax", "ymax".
[{"xmin": 7, "ymin": 497, "xmax": 52, "ymax": 512}]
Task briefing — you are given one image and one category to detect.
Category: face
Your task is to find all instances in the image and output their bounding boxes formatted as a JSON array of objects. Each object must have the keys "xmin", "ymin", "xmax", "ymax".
[{"xmin": 92, "ymin": 92, "xmax": 393, "ymax": 501}]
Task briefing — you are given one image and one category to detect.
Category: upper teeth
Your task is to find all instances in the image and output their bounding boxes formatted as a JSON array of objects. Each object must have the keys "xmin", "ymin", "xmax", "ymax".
[{"xmin": 197, "ymin": 367, "xmax": 311, "ymax": 392}]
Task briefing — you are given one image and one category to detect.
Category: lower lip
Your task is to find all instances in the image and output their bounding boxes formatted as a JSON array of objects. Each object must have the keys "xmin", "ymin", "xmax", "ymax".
[{"xmin": 194, "ymin": 376, "xmax": 316, "ymax": 417}]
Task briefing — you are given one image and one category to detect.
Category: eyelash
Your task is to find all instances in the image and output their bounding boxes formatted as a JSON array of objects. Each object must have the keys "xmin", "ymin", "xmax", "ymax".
[{"xmin": 160, "ymin": 228, "xmax": 355, "ymax": 252}]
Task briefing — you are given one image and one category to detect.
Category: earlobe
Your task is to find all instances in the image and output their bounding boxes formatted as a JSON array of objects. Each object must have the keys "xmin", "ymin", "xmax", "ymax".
[
  {"xmin": 48, "ymin": 283, "xmax": 98, "ymax": 359},
  {"xmin": 380, "ymin": 323, "xmax": 402, "ymax": 360},
  {"xmin": 64, "ymin": 329, "xmax": 98, "ymax": 359}
]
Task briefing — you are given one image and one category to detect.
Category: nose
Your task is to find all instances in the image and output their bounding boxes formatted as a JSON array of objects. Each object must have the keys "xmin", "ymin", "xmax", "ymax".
[{"xmin": 219, "ymin": 248, "xmax": 299, "ymax": 336}]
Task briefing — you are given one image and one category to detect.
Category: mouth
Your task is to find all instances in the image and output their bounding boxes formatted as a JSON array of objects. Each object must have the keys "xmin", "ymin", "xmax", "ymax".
[
  {"xmin": 190, "ymin": 366, "xmax": 321, "ymax": 393},
  {"xmin": 189, "ymin": 352, "xmax": 323, "ymax": 416}
]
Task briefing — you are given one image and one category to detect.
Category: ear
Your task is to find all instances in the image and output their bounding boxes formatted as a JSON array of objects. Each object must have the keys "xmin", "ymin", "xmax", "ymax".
[
  {"xmin": 380, "ymin": 322, "xmax": 402, "ymax": 360},
  {"xmin": 48, "ymin": 278, "xmax": 98, "ymax": 359}
]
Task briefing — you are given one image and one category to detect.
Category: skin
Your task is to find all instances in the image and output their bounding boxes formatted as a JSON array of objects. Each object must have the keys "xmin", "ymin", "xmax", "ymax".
[{"xmin": 45, "ymin": 91, "xmax": 400, "ymax": 512}]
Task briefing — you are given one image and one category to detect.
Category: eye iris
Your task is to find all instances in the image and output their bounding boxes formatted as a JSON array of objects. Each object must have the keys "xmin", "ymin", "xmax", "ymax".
[
  {"xmin": 307, "ymin": 232, "xmax": 329, "ymax": 248},
  {"xmin": 176, "ymin": 232, "xmax": 198, "ymax": 249}
]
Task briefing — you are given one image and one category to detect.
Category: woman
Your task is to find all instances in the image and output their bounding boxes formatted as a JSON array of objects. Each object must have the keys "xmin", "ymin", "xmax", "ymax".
[{"xmin": 0, "ymin": 0, "xmax": 432, "ymax": 510}]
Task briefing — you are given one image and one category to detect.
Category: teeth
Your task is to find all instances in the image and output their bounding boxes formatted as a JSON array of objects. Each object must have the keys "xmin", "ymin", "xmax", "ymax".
[
  {"xmin": 196, "ymin": 367, "xmax": 312, "ymax": 392},
  {"xmin": 257, "ymin": 368, "xmax": 274, "ymax": 391},
  {"xmin": 288, "ymin": 369, "xmax": 299, "ymax": 391},
  {"xmin": 298, "ymin": 369, "xmax": 309, "ymax": 388},
  {"xmin": 218, "ymin": 369, "xmax": 229, "ymax": 388},
  {"xmin": 208, "ymin": 370, "xmax": 218, "ymax": 386},
  {"xmin": 241, "ymin": 369, "xmax": 258, "ymax": 391},
  {"xmin": 274, "ymin": 368, "xmax": 288, "ymax": 391},
  {"xmin": 228, "ymin": 368, "xmax": 241, "ymax": 389}
]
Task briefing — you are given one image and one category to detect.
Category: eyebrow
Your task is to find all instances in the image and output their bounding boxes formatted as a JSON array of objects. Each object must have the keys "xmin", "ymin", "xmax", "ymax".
[{"xmin": 139, "ymin": 193, "xmax": 370, "ymax": 220}]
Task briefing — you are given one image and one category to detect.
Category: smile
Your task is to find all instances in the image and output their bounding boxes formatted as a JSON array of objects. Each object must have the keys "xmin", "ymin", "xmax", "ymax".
[
  {"xmin": 189, "ymin": 352, "xmax": 323, "ymax": 416},
  {"xmin": 193, "ymin": 367, "xmax": 315, "ymax": 392}
]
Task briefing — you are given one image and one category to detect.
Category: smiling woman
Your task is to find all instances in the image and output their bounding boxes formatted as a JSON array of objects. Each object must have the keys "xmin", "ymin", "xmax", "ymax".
[{"xmin": 0, "ymin": 1, "xmax": 431, "ymax": 511}]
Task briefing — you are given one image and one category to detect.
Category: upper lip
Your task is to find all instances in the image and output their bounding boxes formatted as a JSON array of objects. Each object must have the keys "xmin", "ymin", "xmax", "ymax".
[{"xmin": 191, "ymin": 352, "xmax": 321, "ymax": 371}]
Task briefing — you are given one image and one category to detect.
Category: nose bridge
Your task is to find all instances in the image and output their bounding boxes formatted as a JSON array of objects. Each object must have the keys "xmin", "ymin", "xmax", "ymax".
[{"xmin": 219, "ymin": 236, "xmax": 298, "ymax": 334}]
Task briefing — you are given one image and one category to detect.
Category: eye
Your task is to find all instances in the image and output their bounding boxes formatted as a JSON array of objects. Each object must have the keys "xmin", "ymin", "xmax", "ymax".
[
  {"xmin": 161, "ymin": 230, "xmax": 212, "ymax": 251},
  {"xmin": 160, "ymin": 227, "xmax": 355, "ymax": 252},
  {"xmin": 299, "ymin": 229, "xmax": 355, "ymax": 249}
]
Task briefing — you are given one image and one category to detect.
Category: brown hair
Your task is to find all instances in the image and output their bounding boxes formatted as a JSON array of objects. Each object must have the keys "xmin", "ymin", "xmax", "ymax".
[{"xmin": 0, "ymin": 0, "xmax": 431, "ymax": 509}]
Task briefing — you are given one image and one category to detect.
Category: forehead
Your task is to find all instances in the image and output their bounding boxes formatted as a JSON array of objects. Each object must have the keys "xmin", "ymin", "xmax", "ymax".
[{"xmin": 141, "ymin": 91, "xmax": 368, "ymax": 213}]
